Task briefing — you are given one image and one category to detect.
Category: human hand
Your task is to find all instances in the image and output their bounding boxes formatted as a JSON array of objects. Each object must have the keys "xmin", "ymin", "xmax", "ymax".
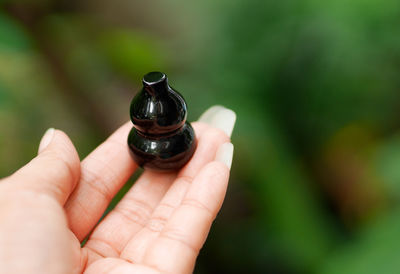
[{"xmin": 0, "ymin": 105, "xmax": 236, "ymax": 274}]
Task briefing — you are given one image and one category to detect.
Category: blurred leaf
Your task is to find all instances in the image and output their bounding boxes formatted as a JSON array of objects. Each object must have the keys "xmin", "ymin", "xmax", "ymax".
[
  {"xmin": 374, "ymin": 135, "xmax": 400, "ymax": 199},
  {"xmin": 0, "ymin": 12, "xmax": 31, "ymax": 52}
]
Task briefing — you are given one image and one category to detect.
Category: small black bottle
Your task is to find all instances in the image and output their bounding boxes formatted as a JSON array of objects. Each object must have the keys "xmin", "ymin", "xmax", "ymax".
[{"xmin": 127, "ymin": 72, "xmax": 197, "ymax": 171}]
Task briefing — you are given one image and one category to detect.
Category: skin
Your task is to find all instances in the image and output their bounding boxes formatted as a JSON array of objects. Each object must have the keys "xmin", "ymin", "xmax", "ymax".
[{"xmin": 0, "ymin": 106, "xmax": 235, "ymax": 274}]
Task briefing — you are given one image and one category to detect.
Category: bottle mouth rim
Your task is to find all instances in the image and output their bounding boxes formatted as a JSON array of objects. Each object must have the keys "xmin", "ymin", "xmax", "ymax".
[{"xmin": 143, "ymin": 71, "xmax": 166, "ymax": 86}]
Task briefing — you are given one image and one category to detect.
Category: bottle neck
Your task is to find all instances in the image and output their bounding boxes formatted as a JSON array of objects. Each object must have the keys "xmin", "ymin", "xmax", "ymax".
[
  {"xmin": 143, "ymin": 80, "xmax": 169, "ymax": 97},
  {"xmin": 142, "ymin": 72, "xmax": 169, "ymax": 97}
]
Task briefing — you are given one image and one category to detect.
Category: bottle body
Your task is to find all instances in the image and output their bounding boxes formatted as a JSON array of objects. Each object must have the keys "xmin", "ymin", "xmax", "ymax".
[
  {"xmin": 128, "ymin": 122, "xmax": 196, "ymax": 171},
  {"xmin": 127, "ymin": 72, "xmax": 197, "ymax": 171}
]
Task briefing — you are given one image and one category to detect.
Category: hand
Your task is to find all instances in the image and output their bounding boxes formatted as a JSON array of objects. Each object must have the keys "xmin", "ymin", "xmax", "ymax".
[{"xmin": 0, "ymin": 106, "xmax": 236, "ymax": 274}]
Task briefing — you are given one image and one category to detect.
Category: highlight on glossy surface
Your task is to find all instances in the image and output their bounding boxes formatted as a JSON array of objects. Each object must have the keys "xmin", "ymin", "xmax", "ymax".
[{"xmin": 127, "ymin": 72, "xmax": 197, "ymax": 171}]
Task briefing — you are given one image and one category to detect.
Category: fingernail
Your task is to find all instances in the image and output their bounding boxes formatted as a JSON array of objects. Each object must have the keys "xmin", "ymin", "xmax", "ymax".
[
  {"xmin": 215, "ymin": 142, "xmax": 234, "ymax": 169},
  {"xmin": 198, "ymin": 105, "xmax": 225, "ymax": 124},
  {"xmin": 38, "ymin": 128, "xmax": 55, "ymax": 154},
  {"xmin": 209, "ymin": 108, "xmax": 236, "ymax": 137}
]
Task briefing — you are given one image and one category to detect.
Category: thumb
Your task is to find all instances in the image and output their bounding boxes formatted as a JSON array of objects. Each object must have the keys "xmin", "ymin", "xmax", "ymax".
[{"xmin": 8, "ymin": 128, "xmax": 81, "ymax": 205}]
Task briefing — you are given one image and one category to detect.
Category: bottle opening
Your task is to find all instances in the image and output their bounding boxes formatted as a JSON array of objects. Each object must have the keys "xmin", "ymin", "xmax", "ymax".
[{"xmin": 143, "ymin": 72, "xmax": 166, "ymax": 86}]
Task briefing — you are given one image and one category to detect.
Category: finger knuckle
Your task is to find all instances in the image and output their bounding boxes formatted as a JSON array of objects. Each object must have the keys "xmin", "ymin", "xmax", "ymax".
[
  {"xmin": 161, "ymin": 228, "xmax": 199, "ymax": 254},
  {"xmin": 46, "ymin": 151, "xmax": 79, "ymax": 184},
  {"xmin": 81, "ymin": 164, "xmax": 115, "ymax": 203},
  {"xmin": 147, "ymin": 215, "xmax": 169, "ymax": 232},
  {"xmin": 115, "ymin": 197, "xmax": 153, "ymax": 227},
  {"xmin": 181, "ymin": 198, "xmax": 213, "ymax": 218}
]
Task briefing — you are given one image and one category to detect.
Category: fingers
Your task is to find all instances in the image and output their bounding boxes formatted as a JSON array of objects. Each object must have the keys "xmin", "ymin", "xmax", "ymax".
[
  {"xmin": 5, "ymin": 128, "xmax": 80, "ymax": 205},
  {"xmin": 82, "ymin": 123, "xmax": 211, "ymax": 263},
  {"xmin": 65, "ymin": 122, "xmax": 138, "ymax": 241},
  {"xmin": 142, "ymin": 143, "xmax": 234, "ymax": 273},
  {"xmin": 119, "ymin": 106, "xmax": 235, "ymax": 263}
]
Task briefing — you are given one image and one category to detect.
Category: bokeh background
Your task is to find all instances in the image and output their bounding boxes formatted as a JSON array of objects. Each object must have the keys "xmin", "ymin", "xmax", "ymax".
[{"xmin": 2, "ymin": 0, "xmax": 400, "ymax": 273}]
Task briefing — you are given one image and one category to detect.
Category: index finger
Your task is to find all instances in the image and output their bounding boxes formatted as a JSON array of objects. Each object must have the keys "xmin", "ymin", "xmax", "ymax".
[{"xmin": 65, "ymin": 122, "xmax": 138, "ymax": 241}]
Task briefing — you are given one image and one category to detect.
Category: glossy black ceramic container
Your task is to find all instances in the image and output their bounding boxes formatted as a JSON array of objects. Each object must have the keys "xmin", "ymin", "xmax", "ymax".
[{"xmin": 127, "ymin": 72, "xmax": 197, "ymax": 171}]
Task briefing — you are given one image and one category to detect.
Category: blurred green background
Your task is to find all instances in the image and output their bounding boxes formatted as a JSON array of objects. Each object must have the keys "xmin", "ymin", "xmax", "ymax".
[{"xmin": 2, "ymin": 0, "xmax": 400, "ymax": 273}]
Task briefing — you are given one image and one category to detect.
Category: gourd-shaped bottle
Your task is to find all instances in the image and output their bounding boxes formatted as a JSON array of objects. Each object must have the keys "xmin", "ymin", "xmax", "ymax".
[{"xmin": 127, "ymin": 72, "xmax": 197, "ymax": 171}]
